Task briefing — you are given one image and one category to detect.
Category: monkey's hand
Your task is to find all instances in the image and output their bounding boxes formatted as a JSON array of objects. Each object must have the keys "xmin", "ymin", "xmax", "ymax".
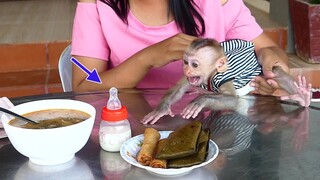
[
  {"xmin": 181, "ymin": 96, "xmax": 207, "ymax": 119},
  {"xmin": 280, "ymin": 75, "xmax": 312, "ymax": 107},
  {"xmin": 181, "ymin": 94, "xmax": 238, "ymax": 119},
  {"xmin": 141, "ymin": 102, "xmax": 174, "ymax": 124}
]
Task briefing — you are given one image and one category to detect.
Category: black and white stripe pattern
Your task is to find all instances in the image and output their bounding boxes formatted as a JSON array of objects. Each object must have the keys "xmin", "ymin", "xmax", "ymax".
[
  {"xmin": 202, "ymin": 39, "xmax": 262, "ymax": 93},
  {"xmin": 205, "ymin": 111, "xmax": 257, "ymax": 156}
]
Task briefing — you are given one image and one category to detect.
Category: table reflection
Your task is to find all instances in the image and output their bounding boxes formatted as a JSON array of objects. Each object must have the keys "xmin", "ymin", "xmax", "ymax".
[
  {"xmin": 14, "ymin": 157, "xmax": 94, "ymax": 180},
  {"xmin": 247, "ymin": 96, "xmax": 310, "ymax": 152},
  {"xmin": 126, "ymin": 166, "xmax": 217, "ymax": 180},
  {"xmin": 100, "ymin": 150, "xmax": 131, "ymax": 179},
  {"xmin": 0, "ymin": 89, "xmax": 319, "ymax": 180}
]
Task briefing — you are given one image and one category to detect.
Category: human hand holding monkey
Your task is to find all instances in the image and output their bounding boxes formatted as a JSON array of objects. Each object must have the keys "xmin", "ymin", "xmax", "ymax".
[
  {"xmin": 251, "ymin": 42, "xmax": 290, "ymax": 95},
  {"xmin": 141, "ymin": 38, "xmax": 312, "ymax": 124}
]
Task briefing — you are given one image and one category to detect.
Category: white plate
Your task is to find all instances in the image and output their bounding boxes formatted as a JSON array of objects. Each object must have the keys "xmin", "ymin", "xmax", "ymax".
[{"xmin": 120, "ymin": 131, "xmax": 219, "ymax": 176}]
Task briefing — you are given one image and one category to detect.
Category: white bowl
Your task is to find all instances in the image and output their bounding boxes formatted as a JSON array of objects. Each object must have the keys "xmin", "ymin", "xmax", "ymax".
[{"xmin": 1, "ymin": 99, "xmax": 96, "ymax": 166}]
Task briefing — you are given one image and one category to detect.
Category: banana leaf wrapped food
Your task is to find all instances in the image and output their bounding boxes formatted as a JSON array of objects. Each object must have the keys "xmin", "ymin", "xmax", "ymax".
[
  {"xmin": 137, "ymin": 128, "xmax": 160, "ymax": 166},
  {"xmin": 168, "ymin": 129, "xmax": 210, "ymax": 168},
  {"xmin": 155, "ymin": 121, "xmax": 202, "ymax": 160}
]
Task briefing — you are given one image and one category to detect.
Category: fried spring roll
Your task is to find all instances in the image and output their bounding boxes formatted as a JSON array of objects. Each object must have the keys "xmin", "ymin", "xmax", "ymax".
[
  {"xmin": 137, "ymin": 128, "xmax": 160, "ymax": 166},
  {"xmin": 150, "ymin": 139, "xmax": 167, "ymax": 168}
]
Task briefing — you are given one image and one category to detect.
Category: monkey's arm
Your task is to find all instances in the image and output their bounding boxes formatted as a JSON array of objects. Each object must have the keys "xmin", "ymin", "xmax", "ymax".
[
  {"xmin": 141, "ymin": 77, "xmax": 191, "ymax": 124},
  {"xmin": 272, "ymin": 66, "xmax": 312, "ymax": 107},
  {"xmin": 272, "ymin": 66, "xmax": 296, "ymax": 94},
  {"xmin": 181, "ymin": 81, "xmax": 238, "ymax": 119}
]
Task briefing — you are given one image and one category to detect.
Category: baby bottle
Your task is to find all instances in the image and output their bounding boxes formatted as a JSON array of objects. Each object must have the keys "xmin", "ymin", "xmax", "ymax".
[{"xmin": 99, "ymin": 87, "xmax": 132, "ymax": 152}]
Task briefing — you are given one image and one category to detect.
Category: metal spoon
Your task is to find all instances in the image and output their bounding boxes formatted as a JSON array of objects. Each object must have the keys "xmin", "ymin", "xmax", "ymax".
[{"xmin": 0, "ymin": 107, "xmax": 39, "ymax": 124}]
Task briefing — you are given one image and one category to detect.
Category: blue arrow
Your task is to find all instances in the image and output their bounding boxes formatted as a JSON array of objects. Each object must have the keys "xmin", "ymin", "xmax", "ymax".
[{"xmin": 70, "ymin": 57, "xmax": 102, "ymax": 84}]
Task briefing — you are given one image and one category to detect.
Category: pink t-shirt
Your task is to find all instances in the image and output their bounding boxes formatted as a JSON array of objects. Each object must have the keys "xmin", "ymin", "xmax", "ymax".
[{"xmin": 71, "ymin": 0, "xmax": 263, "ymax": 89}]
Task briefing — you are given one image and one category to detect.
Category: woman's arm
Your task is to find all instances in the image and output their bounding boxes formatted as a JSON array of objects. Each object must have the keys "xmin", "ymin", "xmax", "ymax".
[
  {"xmin": 251, "ymin": 32, "xmax": 290, "ymax": 96},
  {"xmin": 72, "ymin": 52, "xmax": 149, "ymax": 92},
  {"xmin": 72, "ymin": 33, "xmax": 197, "ymax": 92}
]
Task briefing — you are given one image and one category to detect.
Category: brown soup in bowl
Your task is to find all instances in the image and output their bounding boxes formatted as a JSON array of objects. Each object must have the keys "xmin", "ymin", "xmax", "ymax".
[{"xmin": 9, "ymin": 109, "xmax": 91, "ymax": 129}]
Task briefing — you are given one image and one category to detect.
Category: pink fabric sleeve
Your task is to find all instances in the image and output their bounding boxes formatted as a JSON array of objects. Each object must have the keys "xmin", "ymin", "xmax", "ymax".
[
  {"xmin": 223, "ymin": 0, "xmax": 263, "ymax": 41},
  {"xmin": 71, "ymin": 2, "xmax": 109, "ymax": 61}
]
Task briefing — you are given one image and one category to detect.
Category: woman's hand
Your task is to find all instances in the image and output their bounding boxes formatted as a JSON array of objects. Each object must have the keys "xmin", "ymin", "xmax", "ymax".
[
  {"xmin": 141, "ymin": 33, "xmax": 197, "ymax": 68},
  {"xmin": 251, "ymin": 47, "xmax": 289, "ymax": 95},
  {"xmin": 250, "ymin": 33, "xmax": 289, "ymax": 96}
]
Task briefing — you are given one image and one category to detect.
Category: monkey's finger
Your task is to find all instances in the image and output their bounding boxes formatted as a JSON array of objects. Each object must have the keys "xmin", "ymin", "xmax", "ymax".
[
  {"xmin": 181, "ymin": 105, "xmax": 195, "ymax": 119},
  {"xmin": 142, "ymin": 111, "xmax": 157, "ymax": 120},
  {"xmin": 142, "ymin": 114, "xmax": 160, "ymax": 124},
  {"xmin": 188, "ymin": 104, "xmax": 204, "ymax": 118},
  {"xmin": 298, "ymin": 76, "xmax": 311, "ymax": 91},
  {"xmin": 301, "ymin": 76, "xmax": 308, "ymax": 88},
  {"xmin": 141, "ymin": 116, "xmax": 155, "ymax": 124},
  {"xmin": 182, "ymin": 103, "xmax": 199, "ymax": 115},
  {"xmin": 150, "ymin": 113, "xmax": 170, "ymax": 124},
  {"xmin": 181, "ymin": 104, "xmax": 191, "ymax": 114},
  {"xmin": 150, "ymin": 109, "xmax": 175, "ymax": 124},
  {"xmin": 191, "ymin": 108, "xmax": 202, "ymax": 119},
  {"xmin": 293, "ymin": 81, "xmax": 299, "ymax": 90},
  {"xmin": 141, "ymin": 111, "xmax": 160, "ymax": 124},
  {"xmin": 182, "ymin": 104, "xmax": 203, "ymax": 119},
  {"xmin": 307, "ymin": 83, "xmax": 312, "ymax": 91},
  {"xmin": 296, "ymin": 75, "xmax": 304, "ymax": 87},
  {"xmin": 305, "ymin": 80, "xmax": 312, "ymax": 92}
]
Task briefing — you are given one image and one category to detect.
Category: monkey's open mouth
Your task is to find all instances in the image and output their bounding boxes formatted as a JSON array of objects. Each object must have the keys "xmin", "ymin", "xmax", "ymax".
[{"xmin": 187, "ymin": 76, "xmax": 201, "ymax": 85}]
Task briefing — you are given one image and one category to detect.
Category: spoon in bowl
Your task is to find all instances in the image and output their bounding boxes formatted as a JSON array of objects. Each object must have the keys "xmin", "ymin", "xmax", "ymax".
[{"xmin": 0, "ymin": 107, "xmax": 39, "ymax": 124}]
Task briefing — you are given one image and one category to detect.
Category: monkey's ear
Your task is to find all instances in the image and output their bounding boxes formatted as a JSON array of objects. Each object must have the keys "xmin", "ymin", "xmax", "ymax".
[{"xmin": 216, "ymin": 57, "xmax": 228, "ymax": 73}]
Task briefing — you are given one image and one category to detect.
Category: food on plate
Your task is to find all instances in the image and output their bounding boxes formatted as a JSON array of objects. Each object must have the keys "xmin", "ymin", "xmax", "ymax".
[
  {"xmin": 155, "ymin": 120, "xmax": 202, "ymax": 159},
  {"xmin": 137, "ymin": 121, "xmax": 210, "ymax": 169},
  {"xmin": 137, "ymin": 127, "xmax": 160, "ymax": 166},
  {"xmin": 168, "ymin": 129, "xmax": 210, "ymax": 168},
  {"xmin": 150, "ymin": 139, "xmax": 168, "ymax": 168},
  {"xmin": 9, "ymin": 109, "xmax": 90, "ymax": 129}
]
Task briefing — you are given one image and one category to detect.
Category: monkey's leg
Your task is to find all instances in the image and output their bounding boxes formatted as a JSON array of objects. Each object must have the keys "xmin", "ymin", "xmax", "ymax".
[
  {"xmin": 272, "ymin": 66, "xmax": 312, "ymax": 107},
  {"xmin": 272, "ymin": 66, "xmax": 297, "ymax": 94},
  {"xmin": 181, "ymin": 94, "xmax": 238, "ymax": 119}
]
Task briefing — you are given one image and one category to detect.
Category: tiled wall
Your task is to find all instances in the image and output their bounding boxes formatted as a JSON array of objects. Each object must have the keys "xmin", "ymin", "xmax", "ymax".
[
  {"xmin": 0, "ymin": 41, "xmax": 70, "ymax": 98},
  {"xmin": 0, "ymin": 0, "xmax": 75, "ymax": 98},
  {"xmin": 264, "ymin": 28, "xmax": 287, "ymax": 50}
]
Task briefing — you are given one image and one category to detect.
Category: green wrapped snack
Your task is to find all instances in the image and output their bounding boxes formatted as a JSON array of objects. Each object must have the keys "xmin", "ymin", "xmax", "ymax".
[
  {"xmin": 168, "ymin": 129, "xmax": 210, "ymax": 168},
  {"xmin": 155, "ymin": 121, "xmax": 202, "ymax": 159}
]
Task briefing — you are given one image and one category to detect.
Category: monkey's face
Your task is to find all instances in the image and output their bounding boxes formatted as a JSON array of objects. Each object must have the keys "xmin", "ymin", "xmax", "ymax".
[{"xmin": 183, "ymin": 47, "xmax": 217, "ymax": 87}]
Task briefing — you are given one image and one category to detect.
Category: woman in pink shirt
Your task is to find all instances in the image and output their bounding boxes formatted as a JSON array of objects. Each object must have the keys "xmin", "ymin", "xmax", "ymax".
[{"xmin": 71, "ymin": 0, "xmax": 288, "ymax": 95}]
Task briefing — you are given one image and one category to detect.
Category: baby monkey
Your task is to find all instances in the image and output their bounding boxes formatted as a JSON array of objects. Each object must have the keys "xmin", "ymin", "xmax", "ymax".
[{"xmin": 141, "ymin": 38, "xmax": 312, "ymax": 124}]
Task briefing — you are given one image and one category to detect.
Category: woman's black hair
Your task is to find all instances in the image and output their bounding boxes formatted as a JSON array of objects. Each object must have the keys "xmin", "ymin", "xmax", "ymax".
[{"xmin": 100, "ymin": 0, "xmax": 205, "ymax": 36}]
